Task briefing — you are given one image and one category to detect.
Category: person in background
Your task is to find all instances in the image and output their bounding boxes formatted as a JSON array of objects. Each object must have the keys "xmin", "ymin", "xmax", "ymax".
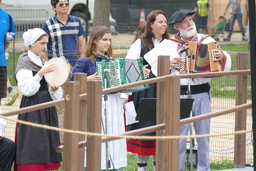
[
  {"xmin": 223, "ymin": 0, "xmax": 246, "ymax": 41},
  {"xmin": 121, "ymin": 10, "xmax": 170, "ymax": 171},
  {"xmin": 194, "ymin": 0, "xmax": 210, "ymax": 34},
  {"xmin": 144, "ymin": 9, "xmax": 231, "ymax": 171},
  {"xmin": 133, "ymin": 22, "xmax": 147, "ymax": 43},
  {"xmin": 0, "ymin": 117, "xmax": 15, "ymax": 171},
  {"xmin": 71, "ymin": 26, "xmax": 127, "ymax": 171},
  {"xmin": 42, "ymin": 0, "xmax": 85, "ymax": 67},
  {"xmin": 0, "ymin": 0, "xmax": 19, "ymax": 106},
  {"xmin": 5, "ymin": 53, "xmax": 19, "ymax": 106},
  {"xmin": 211, "ymin": 16, "xmax": 227, "ymax": 40},
  {"xmin": 15, "ymin": 28, "xmax": 62, "ymax": 171}
]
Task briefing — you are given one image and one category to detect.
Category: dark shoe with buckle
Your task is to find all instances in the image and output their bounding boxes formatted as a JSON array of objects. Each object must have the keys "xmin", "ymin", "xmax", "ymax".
[{"xmin": 223, "ymin": 38, "xmax": 230, "ymax": 41}]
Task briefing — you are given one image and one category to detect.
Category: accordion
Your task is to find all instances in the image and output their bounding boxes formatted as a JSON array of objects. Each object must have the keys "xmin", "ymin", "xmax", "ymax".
[
  {"xmin": 179, "ymin": 41, "xmax": 223, "ymax": 74},
  {"xmin": 96, "ymin": 58, "xmax": 149, "ymax": 92}
]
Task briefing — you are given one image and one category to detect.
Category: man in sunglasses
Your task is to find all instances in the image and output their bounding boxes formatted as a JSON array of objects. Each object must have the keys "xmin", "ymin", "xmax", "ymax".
[{"xmin": 42, "ymin": 0, "xmax": 85, "ymax": 67}]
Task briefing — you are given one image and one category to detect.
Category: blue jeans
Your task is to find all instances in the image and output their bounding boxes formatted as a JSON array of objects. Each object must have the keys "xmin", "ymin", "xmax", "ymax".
[
  {"xmin": 227, "ymin": 13, "xmax": 245, "ymax": 39},
  {"xmin": 199, "ymin": 16, "xmax": 208, "ymax": 29}
]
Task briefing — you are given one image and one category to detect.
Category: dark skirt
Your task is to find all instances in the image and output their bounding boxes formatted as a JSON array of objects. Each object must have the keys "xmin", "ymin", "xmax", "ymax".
[
  {"xmin": 0, "ymin": 137, "xmax": 15, "ymax": 171},
  {"xmin": 15, "ymin": 89, "xmax": 62, "ymax": 167},
  {"xmin": 127, "ymin": 73, "xmax": 156, "ymax": 155}
]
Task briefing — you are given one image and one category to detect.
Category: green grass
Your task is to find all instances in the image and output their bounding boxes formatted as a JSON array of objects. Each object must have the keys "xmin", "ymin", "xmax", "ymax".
[
  {"xmin": 11, "ymin": 157, "xmax": 234, "ymax": 171},
  {"xmin": 7, "ymin": 51, "xmax": 22, "ymax": 86},
  {"xmin": 121, "ymin": 153, "xmax": 234, "ymax": 170},
  {"xmin": 210, "ymin": 160, "xmax": 234, "ymax": 170},
  {"xmin": 210, "ymin": 44, "xmax": 251, "ymax": 99}
]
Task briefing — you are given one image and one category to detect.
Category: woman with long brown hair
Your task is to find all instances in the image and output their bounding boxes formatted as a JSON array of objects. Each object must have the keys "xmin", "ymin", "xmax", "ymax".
[
  {"xmin": 122, "ymin": 10, "xmax": 170, "ymax": 171},
  {"xmin": 71, "ymin": 26, "xmax": 127, "ymax": 171}
]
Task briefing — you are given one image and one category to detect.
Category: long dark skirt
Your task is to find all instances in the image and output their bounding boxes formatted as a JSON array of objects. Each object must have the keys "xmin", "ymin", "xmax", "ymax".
[
  {"xmin": 127, "ymin": 73, "xmax": 157, "ymax": 155},
  {"xmin": 15, "ymin": 90, "xmax": 62, "ymax": 168}
]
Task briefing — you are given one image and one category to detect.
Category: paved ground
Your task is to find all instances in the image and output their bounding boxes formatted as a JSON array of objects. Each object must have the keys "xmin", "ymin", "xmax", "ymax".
[
  {"xmin": 111, "ymin": 32, "xmax": 248, "ymax": 49},
  {"xmin": 12, "ymin": 32, "xmax": 248, "ymax": 51}
]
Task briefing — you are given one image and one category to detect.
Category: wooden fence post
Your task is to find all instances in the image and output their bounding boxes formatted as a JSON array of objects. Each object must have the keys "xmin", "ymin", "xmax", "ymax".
[
  {"xmin": 165, "ymin": 75, "xmax": 180, "ymax": 170},
  {"xmin": 156, "ymin": 55, "xmax": 170, "ymax": 170},
  {"xmin": 86, "ymin": 80, "xmax": 102, "ymax": 171},
  {"xmin": 63, "ymin": 81, "xmax": 81, "ymax": 171},
  {"xmin": 74, "ymin": 73, "xmax": 87, "ymax": 169},
  {"xmin": 156, "ymin": 56, "xmax": 180, "ymax": 170},
  {"xmin": 234, "ymin": 53, "xmax": 249, "ymax": 168}
]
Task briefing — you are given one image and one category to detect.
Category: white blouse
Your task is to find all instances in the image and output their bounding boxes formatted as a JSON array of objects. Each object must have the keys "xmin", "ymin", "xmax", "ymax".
[
  {"xmin": 16, "ymin": 51, "xmax": 63, "ymax": 100},
  {"xmin": 125, "ymin": 38, "xmax": 163, "ymax": 60}
]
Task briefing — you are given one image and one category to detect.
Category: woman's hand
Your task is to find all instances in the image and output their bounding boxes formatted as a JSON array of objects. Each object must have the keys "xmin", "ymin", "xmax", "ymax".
[
  {"xmin": 143, "ymin": 65, "xmax": 150, "ymax": 78},
  {"xmin": 87, "ymin": 73, "xmax": 101, "ymax": 81},
  {"xmin": 50, "ymin": 85, "xmax": 59, "ymax": 92},
  {"xmin": 170, "ymin": 57, "xmax": 183, "ymax": 68},
  {"xmin": 38, "ymin": 62, "xmax": 56, "ymax": 77}
]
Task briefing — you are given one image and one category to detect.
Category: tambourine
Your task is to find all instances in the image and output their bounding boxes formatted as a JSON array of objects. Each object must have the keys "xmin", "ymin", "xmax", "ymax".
[{"xmin": 44, "ymin": 57, "xmax": 71, "ymax": 86}]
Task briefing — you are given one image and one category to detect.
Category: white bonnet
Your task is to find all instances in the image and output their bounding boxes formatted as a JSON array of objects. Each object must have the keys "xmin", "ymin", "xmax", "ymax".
[{"xmin": 23, "ymin": 28, "xmax": 47, "ymax": 47}]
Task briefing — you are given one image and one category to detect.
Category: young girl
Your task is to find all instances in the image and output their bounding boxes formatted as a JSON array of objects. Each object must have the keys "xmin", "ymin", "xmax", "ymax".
[
  {"xmin": 15, "ymin": 28, "xmax": 63, "ymax": 171},
  {"xmin": 71, "ymin": 26, "xmax": 127, "ymax": 171}
]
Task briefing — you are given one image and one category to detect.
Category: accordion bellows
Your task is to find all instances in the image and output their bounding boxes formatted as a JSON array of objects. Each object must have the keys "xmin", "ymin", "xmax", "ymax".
[
  {"xmin": 180, "ymin": 41, "xmax": 222, "ymax": 74},
  {"xmin": 96, "ymin": 58, "xmax": 150, "ymax": 92}
]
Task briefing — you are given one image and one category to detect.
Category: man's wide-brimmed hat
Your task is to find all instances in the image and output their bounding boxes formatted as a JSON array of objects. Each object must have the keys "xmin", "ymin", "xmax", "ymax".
[{"xmin": 168, "ymin": 9, "xmax": 195, "ymax": 25}]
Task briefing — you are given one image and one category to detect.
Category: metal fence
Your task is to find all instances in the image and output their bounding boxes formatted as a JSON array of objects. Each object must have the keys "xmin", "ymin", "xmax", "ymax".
[{"xmin": 5, "ymin": 9, "xmax": 49, "ymax": 42}]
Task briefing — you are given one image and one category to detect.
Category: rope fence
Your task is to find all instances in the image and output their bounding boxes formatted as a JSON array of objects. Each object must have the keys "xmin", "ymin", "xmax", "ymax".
[{"xmin": 0, "ymin": 113, "xmax": 252, "ymax": 141}]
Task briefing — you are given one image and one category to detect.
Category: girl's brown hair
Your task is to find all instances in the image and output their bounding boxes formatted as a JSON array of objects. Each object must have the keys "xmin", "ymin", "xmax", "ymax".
[{"xmin": 84, "ymin": 26, "xmax": 113, "ymax": 61}]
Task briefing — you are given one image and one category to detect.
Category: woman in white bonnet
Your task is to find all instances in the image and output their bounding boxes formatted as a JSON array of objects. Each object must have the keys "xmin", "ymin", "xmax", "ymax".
[{"xmin": 14, "ymin": 28, "xmax": 62, "ymax": 171}]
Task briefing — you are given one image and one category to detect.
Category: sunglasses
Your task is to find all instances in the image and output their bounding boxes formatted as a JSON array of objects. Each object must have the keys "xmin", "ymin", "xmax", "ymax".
[{"xmin": 58, "ymin": 2, "xmax": 69, "ymax": 7}]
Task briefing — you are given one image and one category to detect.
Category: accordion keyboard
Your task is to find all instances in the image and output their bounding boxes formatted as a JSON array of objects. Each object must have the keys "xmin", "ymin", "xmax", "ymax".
[{"xmin": 180, "ymin": 52, "xmax": 186, "ymax": 74}]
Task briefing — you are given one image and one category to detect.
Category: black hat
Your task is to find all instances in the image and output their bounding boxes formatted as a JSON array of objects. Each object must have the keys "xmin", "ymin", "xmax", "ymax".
[{"xmin": 168, "ymin": 9, "xmax": 195, "ymax": 25}]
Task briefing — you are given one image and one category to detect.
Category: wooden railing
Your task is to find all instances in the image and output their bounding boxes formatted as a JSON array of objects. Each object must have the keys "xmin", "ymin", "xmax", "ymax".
[{"xmin": 0, "ymin": 53, "xmax": 251, "ymax": 170}]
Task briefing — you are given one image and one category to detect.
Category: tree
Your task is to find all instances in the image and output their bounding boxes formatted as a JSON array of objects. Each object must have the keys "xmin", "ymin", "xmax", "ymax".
[{"xmin": 93, "ymin": 0, "xmax": 110, "ymax": 28}]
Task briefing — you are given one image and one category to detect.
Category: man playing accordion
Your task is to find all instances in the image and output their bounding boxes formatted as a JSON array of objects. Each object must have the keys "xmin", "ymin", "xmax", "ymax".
[{"xmin": 145, "ymin": 9, "xmax": 231, "ymax": 171}]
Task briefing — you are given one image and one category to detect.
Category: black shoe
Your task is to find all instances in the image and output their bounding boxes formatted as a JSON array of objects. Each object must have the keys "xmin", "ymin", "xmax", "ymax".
[{"xmin": 223, "ymin": 38, "xmax": 230, "ymax": 41}]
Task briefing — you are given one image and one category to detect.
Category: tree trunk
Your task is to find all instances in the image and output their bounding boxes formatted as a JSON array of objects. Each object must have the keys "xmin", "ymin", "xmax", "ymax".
[{"xmin": 93, "ymin": 0, "xmax": 110, "ymax": 28}]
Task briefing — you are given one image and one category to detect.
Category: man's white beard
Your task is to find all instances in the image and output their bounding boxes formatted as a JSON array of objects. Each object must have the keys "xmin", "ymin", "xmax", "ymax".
[{"xmin": 179, "ymin": 24, "xmax": 197, "ymax": 38}]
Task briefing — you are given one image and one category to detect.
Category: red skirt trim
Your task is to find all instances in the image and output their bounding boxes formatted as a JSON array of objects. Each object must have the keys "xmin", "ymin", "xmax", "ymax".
[
  {"xmin": 125, "ymin": 96, "xmax": 156, "ymax": 155},
  {"xmin": 127, "ymin": 139, "xmax": 156, "ymax": 155},
  {"xmin": 15, "ymin": 162, "xmax": 60, "ymax": 171},
  {"xmin": 14, "ymin": 123, "xmax": 61, "ymax": 171}
]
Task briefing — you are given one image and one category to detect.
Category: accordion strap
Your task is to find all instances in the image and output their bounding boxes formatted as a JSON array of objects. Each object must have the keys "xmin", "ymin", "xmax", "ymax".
[
  {"xmin": 168, "ymin": 37, "xmax": 187, "ymax": 45},
  {"xmin": 198, "ymin": 35, "xmax": 211, "ymax": 43},
  {"xmin": 169, "ymin": 34, "xmax": 211, "ymax": 44}
]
